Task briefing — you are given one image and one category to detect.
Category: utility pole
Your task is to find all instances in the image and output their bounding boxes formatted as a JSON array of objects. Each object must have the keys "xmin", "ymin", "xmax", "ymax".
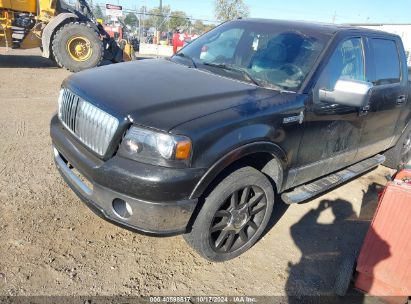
[
  {"xmin": 156, "ymin": 0, "xmax": 163, "ymax": 44},
  {"xmin": 332, "ymin": 10, "xmax": 337, "ymax": 23},
  {"xmin": 140, "ymin": 1, "xmax": 145, "ymax": 42}
]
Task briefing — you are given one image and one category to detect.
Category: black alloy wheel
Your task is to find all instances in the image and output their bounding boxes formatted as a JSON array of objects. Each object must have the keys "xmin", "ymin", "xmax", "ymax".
[
  {"xmin": 209, "ymin": 185, "xmax": 268, "ymax": 253},
  {"xmin": 184, "ymin": 166, "xmax": 275, "ymax": 262}
]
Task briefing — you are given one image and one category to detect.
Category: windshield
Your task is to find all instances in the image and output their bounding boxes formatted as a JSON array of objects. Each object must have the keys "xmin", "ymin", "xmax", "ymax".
[{"xmin": 173, "ymin": 20, "xmax": 327, "ymax": 91}]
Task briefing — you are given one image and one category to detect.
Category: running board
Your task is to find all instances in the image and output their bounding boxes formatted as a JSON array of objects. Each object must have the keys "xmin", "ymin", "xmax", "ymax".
[{"xmin": 281, "ymin": 154, "xmax": 386, "ymax": 205}]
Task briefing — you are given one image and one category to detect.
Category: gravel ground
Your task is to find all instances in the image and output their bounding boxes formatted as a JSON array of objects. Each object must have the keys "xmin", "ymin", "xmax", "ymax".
[{"xmin": 0, "ymin": 48, "xmax": 396, "ymax": 298}]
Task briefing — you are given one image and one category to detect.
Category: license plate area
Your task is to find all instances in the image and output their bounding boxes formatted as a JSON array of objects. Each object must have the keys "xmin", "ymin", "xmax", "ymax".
[
  {"xmin": 69, "ymin": 165, "xmax": 93, "ymax": 192},
  {"xmin": 54, "ymin": 147, "xmax": 93, "ymax": 196}
]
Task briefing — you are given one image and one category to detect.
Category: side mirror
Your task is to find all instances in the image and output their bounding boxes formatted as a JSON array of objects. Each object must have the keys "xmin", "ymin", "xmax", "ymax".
[{"xmin": 319, "ymin": 79, "xmax": 373, "ymax": 107}]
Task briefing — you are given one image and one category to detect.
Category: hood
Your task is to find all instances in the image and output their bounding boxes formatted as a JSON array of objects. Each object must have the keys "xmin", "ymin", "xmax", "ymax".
[{"xmin": 64, "ymin": 59, "xmax": 271, "ymax": 131}]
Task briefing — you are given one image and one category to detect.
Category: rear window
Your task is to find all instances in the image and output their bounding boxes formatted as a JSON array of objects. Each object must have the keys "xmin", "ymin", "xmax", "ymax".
[{"xmin": 371, "ymin": 39, "xmax": 401, "ymax": 85}]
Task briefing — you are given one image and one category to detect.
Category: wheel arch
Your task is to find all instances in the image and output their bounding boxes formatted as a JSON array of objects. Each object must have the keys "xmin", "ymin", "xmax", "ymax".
[
  {"xmin": 41, "ymin": 13, "xmax": 78, "ymax": 59},
  {"xmin": 189, "ymin": 142, "xmax": 287, "ymax": 200}
]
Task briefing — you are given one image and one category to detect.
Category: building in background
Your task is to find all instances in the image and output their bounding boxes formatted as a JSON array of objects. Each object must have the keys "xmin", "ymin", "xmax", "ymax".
[{"xmin": 349, "ymin": 24, "xmax": 411, "ymax": 66}]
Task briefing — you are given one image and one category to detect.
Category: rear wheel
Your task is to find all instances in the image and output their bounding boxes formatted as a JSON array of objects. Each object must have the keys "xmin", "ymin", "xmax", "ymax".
[
  {"xmin": 184, "ymin": 167, "xmax": 274, "ymax": 262},
  {"xmin": 52, "ymin": 22, "xmax": 104, "ymax": 72},
  {"xmin": 383, "ymin": 124, "xmax": 411, "ymax": 169}
]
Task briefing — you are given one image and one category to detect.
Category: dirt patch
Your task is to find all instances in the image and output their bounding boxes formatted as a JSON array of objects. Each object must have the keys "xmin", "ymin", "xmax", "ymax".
[{"xmin": 0, "ymin": 48, "xmax": 395, "ymax": 297}]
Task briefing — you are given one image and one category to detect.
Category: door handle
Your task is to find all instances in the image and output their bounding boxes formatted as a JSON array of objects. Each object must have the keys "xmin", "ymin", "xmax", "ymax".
[{"xmin": 397, "ymin": 95, "xmax": 406, "ymax": 105}]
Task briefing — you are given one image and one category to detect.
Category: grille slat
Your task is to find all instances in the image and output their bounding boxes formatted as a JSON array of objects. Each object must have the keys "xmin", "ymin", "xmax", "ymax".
[
  {"xmin": 66, "ymin": 91, "xmax": 71, "ymax": 128},
  {"xmin": 68, "ymin": 94, "xmax": 75, "ymax": 131},
  {"xmin": 62, "ymin": 90, "xmax": 68, "ymax": 126},
  {"xmin": 58, "ymin": 88, "xmax": 119, "ymax": 157},
  {"xmin": 96, "ymin": 111, "xmax": 104, "ymax": 153}
]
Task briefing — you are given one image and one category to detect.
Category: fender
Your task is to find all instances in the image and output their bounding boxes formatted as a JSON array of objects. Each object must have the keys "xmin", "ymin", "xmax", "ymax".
[
  {"xmin": 41, "ymin": 12, "xmax": 78, "ymax": 58},
  {"xmin": 189, "ymin": 141, "xmax": 287, "ymax": 199}
]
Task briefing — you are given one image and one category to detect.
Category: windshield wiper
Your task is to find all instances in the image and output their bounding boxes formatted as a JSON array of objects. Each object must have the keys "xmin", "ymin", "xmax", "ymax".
[
  {"xmin": 203, "ymin": 62, "xmax": 289, "ymax": 92},
  {"xmin": 174, "ymin": 52, "xmax": 197, "ymax": 68},
  {"xmin": 202, "ymin": 62, "xmax": 261, "ymax": 87}
]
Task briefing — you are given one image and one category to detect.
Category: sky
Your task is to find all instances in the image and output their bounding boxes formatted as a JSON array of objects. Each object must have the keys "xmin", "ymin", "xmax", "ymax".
[{"xmin": 99, "ymin": 0, "xmax": 411, "ymax": 24}]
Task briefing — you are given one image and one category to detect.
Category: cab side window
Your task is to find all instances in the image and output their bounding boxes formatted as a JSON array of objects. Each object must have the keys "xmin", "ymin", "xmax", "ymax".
[
  {"xmin": 318, "ymin": 38, "xmax": 365, "ymax": 91},
  {"xmin": 370, "ymin": 39, "xmax": 401, "ymax": 85}
]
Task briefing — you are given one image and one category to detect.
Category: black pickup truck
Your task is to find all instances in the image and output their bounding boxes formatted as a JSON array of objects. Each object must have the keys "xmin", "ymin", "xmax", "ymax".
[{"xmin": 51, "ymin": 19, "xmax": 411, "ymax": 261}]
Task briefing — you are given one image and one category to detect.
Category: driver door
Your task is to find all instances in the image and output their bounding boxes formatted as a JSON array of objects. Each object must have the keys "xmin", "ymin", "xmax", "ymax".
[{"xmin": 294, "ymin": 37, "xmax": 367, "ymax": 185}]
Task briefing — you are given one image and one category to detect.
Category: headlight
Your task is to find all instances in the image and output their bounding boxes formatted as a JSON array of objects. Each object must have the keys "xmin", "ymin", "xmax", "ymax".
[{"xmin": 118, "ymin": 126, "xmax": 192, "ymax": 167}]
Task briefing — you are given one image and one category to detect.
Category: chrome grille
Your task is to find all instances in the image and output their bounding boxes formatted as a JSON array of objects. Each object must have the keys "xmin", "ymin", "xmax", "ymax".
[{"xmin": 58, "ymin": 88, "xmax": 119, "ymax": 156}]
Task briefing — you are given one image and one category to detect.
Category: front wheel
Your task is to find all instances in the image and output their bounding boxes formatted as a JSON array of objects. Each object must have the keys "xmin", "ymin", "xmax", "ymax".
[
  {"xmin": 184, "ymin": 167, "xmax": 274, "ymax": 262},
  {"xmin": 52, "ymin": 22, "xmax": 104, "ymax": 72}
]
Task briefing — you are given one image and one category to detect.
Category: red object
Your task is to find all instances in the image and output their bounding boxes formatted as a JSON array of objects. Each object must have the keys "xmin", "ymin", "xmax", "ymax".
[
  {"xmin": 355, "ymin": 175, "xmax": 411, "ymax": 304},
  {"xmin": 172, "ymin": 34, "xmax": 182, "ymax": 54},
  {"xmin": 172, "ymin": 33, "xmax": 198, "ymax": 54},
  {"xmin": 394, "ymin": 169, "xmax": 411, "ymax": 183},
  {"xmin": 106, "ymin": 4, "xmax": 122, "ymax": 10},
  {"xmin": 103, "ymin": 25, "xmax": 123, "ymax": 40}
]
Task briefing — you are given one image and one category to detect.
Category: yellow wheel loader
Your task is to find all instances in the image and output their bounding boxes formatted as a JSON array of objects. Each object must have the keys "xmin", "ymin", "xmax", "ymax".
[{"xmin": 0, "ymin": 0, "xmax": 134, "ymax": 72}]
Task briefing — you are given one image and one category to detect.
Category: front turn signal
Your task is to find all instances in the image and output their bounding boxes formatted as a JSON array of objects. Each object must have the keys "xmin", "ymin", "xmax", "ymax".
[{"xmin": 175, "ymin": 141, "xmax": 192, "ymax": 160}]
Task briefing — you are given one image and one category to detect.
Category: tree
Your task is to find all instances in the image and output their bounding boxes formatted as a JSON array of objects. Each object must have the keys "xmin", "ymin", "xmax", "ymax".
[
  {"xmin": 169, "ymin": 10, "xmax": 189, "ymax": 31},
  {"xmin": 124, "ymin": 12, "xmax": 138, "ymax": 27},
  {"xmin": 214, "ymin": 0, "xmax": 250, "ymax": 21},
  {"xmin": 203, "ymin": 24, "xmax": 216, "ymax": 33},
  {"xmin": 93, "ymin": 4, "xmax": 104, "ymax": 20},
  {"xmin": 193, "ymin": 19, "xmax": 205, "ymax": 34},
  {"xmin": 145, "ymin": 5, "xmax": 171, "ymax": 31},
  {"xmin": 138, "ymin": 6, "xmax": 148, "ymax": 30}
]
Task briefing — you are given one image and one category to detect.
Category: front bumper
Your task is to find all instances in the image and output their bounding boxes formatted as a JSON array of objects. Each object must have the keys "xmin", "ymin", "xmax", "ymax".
[
  {"xmin": 50, "ymin": 115, "xmax": 204, "ymax": 236},
  {"xmin": 53, "ymin": 147, "xmax": 198, "ymax": 235}
]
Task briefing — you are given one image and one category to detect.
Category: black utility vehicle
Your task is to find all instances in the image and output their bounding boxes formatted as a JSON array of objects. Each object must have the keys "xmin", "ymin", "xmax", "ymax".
[{"xmin": 51, "ymin": 19, "xmax": 411, "ymax": 261}]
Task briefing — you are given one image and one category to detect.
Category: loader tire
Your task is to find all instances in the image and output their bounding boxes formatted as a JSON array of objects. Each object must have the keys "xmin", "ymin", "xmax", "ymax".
[{"xmin": 52, "ymin": 22, "xmax": 104, "ymax": 72}]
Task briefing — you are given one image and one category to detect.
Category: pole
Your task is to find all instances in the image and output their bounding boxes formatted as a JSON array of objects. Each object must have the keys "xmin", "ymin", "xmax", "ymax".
[
  {"xmin": 332, "ymin": 11, "xmax": 337, "ymax": 23},
  {"xmin": 156, "ymin": 0, "xmax": 162, "ymax": 44}
]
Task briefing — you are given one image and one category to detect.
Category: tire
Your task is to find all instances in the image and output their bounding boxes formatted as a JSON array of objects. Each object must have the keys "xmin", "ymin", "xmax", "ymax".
[
  {"xmin": 383, "ymin": 123, "xmax": 411, "ymax": 169},
  {"xmin": 184, "ymin": 166, "xmax": 275, "ymax": 262},
  {"xmin": 334, "ymin": 251, "xmax": 358, "ymax": 296},
  {"xmin": 52, "ymin": 22, "xmax": 104, "ymax": 72}
]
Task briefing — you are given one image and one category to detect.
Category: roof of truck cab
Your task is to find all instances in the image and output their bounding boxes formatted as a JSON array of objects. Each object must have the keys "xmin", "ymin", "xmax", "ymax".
[{"xmin": 236, "ymin": 18, "xmax": 400, "ymax": 38}]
